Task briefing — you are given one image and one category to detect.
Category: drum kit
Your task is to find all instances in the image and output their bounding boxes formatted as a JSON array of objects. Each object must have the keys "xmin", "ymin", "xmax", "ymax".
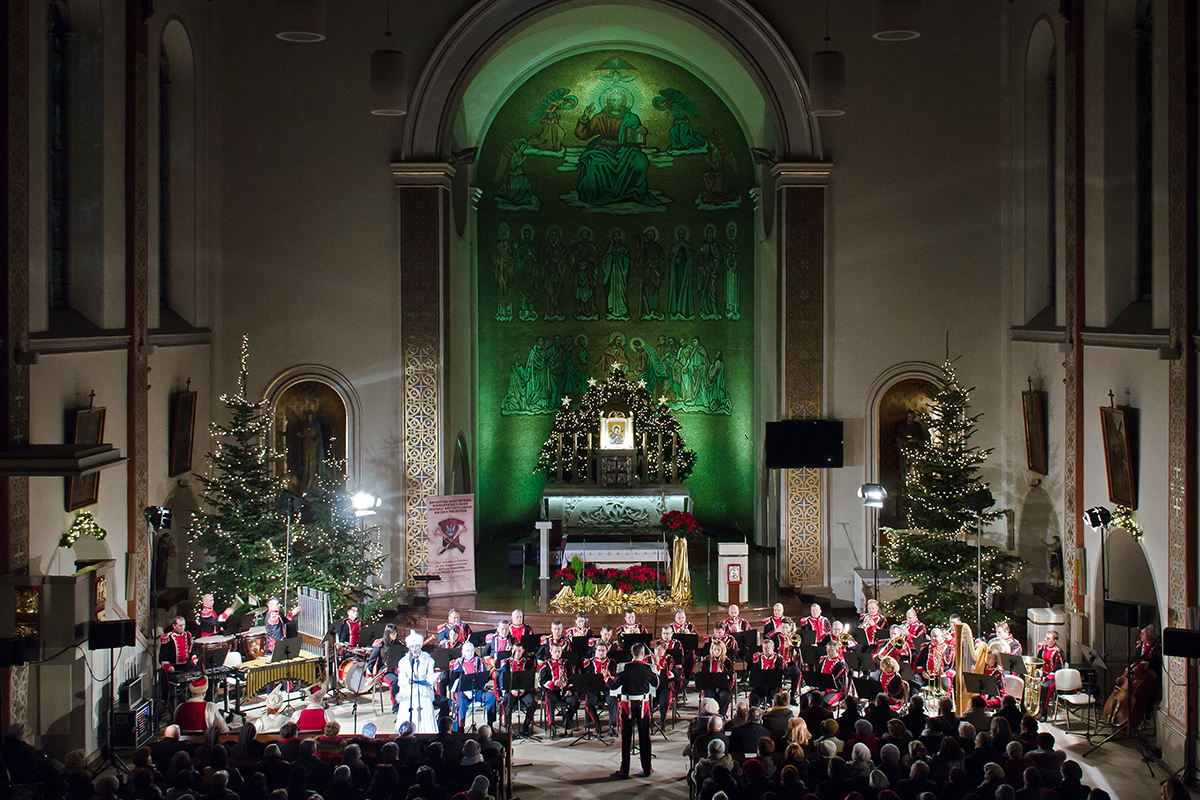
[{"xmin": 335, "ymin": 645, "xmax": 376, "ymax": 696}]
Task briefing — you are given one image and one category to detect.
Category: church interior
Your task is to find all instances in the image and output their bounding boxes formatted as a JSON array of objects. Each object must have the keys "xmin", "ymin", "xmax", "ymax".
[{"xmin": 0, "ymin": 0, "xmax": 1197, "ymax": 797}]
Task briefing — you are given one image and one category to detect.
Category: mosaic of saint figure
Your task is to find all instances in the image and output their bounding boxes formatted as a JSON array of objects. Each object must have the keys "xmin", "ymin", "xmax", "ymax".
[
  {"xmin": 571, "ymin": 227, "xmax": 600, "ymax": 320},
  {"xmin": 654, "ymin": 88, "xmax": 706, "ymax": 152},
  {"xmin": 638, "ymin": 227, "xmax": 666, "ymax": 321},
  {"xmin": 542, "ymin": 226, "xmax": 568, "ymax": 321},
  {"xmin": 600, "ymin": 332, "xmax": 627, "ymax": 376},
  {"xmin": 698, "ymin": 131, "xmax": 739, "ymax": 208},
  {"xmin": 516, "ymin": 225, "xmax": 539, "ymax": 321},
  {"xmin": 723, "ymin": 221, "xmax": 740, "ymax": 320},
  {"xmin": 493, "ymin": 223, "xmax": 514, "ymax": 321},
  {"xmin": 494, "ymin": 138, "xmax": 540, "ymax": 211},
  {"xmin": 573, "ymin": 87, "xmax": 658, "ymax": 207},
  {"xmin": 529, "ymin": 89, "xmax": 578, "ymax": 153},
  {"xmin": 603, "ymin": 228, "xmax": 630, "ymax": 320},
  {"xmin": 668, "ymin": 225, "xmax": 695, "ymax": 320},
  {"xmin": 698, "ymin": 224, "xmax": 722, "ymax": 320}
]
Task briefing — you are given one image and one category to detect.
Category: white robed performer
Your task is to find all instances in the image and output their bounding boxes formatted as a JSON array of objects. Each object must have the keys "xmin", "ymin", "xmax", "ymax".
[{"xmin": 395, "ymin": 629, "xmax": 437, "ymax": 734}]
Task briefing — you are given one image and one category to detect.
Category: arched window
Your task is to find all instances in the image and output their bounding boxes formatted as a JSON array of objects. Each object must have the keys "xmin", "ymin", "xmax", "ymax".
[
  {"xmin": 48, "ymin": 4, "xmax": 70, "ymax": 310},
  {"xmin": 1133, "ymin": 0, "xmax": 1152, "ymax": 303},
  {"xmin": 157, "ymin": 19, "xmax": 197, "ymax": 324},
  {"xmin": 1022, "ymin": 19, "xmax": 1057, "ymax": 324}
]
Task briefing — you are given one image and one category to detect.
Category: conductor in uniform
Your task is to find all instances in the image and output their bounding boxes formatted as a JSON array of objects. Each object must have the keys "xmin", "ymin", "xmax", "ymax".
[{"xmin": 609, "ymin": 642, "xmax": 659, "ymax": 779}]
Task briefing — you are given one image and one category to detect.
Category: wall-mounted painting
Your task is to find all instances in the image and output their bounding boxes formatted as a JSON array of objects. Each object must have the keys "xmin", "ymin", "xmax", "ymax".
[
  {"xmin": 1022, "ymin": 389, "xmax": 1048, "ymax": 475},
  {"xmin": 65, "ymin": 405, "xmax": 106, "ymax": 511},
  {"xmin": 169, "ymin": 389, "xmax": 198, "ymax": 477},
  {"xmin": 1100, "ymin": 405, "xmax": 1137, "ymax": 509}
]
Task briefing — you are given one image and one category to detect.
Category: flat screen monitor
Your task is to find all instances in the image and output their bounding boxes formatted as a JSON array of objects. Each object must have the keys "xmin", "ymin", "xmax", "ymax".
[{"xmin": 764, "ymin": 420, "xmax": 843, "ymax": 469}]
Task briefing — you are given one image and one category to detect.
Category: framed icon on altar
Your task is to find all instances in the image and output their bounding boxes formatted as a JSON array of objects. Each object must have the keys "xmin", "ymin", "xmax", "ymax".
[
  {"xmin": 727, "ymin": 563, "xmax": 742, "ymax": 584},
  {"xmin": 599, "ymin": 412, "xmax": 633, "ymax": 450}
]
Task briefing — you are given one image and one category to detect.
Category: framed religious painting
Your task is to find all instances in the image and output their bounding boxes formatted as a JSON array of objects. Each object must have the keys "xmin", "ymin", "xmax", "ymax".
[
  {"xmin": 1021, "ymin": 389, "xmax": 1048, "ymax": 475},
  {"xmin": 168, "ymin": 389, "xmax": 198, "ymax": 477},
  {"xmin": 65, "ymin": 405, "xmax": 106, "ymax": 511},
  {"xmin": 1100, "ymin": 406, "xmax": 1137, "ymax": 509}
]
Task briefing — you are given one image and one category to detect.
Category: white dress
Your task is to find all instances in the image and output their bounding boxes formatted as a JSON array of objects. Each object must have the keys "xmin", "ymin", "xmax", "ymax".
[{"xmin": 394, "ymin": 651, "xmax": 438, "ymax": 734}]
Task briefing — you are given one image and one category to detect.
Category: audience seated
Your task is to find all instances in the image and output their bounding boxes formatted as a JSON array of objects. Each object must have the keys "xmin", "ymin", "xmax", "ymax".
[{"xmin": 730, "ymin": 707, "xmax": 773, "ymax": 756}]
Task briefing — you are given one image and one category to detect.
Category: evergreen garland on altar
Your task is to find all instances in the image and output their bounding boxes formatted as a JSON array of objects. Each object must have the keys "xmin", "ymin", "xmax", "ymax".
[
  {"xmin": 535, "ymin": 367, "xmax": 697, "ymax": 479},
  {"xmin": 879, "ymin": 358, "xmax": 1023, "ymax": 628}
]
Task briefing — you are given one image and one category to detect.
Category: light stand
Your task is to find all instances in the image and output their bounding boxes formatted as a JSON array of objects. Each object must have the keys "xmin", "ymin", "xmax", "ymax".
[
  {"xmin": 142, "ymin": 506, "xmax": 172, "ymax": 723},
  {"xmin": 857, "ymin": 484, "xmax": 886, "ymax": 610},
  {"xmin": 963, "ymin": 487, "xmax": 996, "ymax": 633},
  {"xmin": 1083, "ymin": 507, "xmax": 1113, "ymax": 667}
]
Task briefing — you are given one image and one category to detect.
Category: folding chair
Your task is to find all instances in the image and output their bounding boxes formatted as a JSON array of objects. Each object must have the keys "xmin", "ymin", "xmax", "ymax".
[{"xmin": 1052, "ymin": 668, "xmax": 1096, "ymax": 734}]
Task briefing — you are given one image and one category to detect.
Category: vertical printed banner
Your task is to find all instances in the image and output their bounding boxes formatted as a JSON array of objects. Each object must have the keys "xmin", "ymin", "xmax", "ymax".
[{"xmin": 425, "ymin": 494, "xmax": 476, "ymax": 596}]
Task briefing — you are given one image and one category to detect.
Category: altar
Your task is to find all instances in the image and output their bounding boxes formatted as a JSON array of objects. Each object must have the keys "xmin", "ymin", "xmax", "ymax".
[{"xmin": 561, "ymin": 540, "xmax": 670, "ymax": 570}]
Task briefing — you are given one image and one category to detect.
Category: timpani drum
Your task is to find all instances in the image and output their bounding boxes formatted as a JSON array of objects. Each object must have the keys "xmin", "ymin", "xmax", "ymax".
[
  {"xmin": 239, "ymin": 627, "xmax": 268, "ymax": 660},
  {"xmin": 1022, "ymin": 656, "xmax": 1044, "ymax": 715},
  {"xmin": 196, "ymin": 634, "xmax": 235, "ymax": 662}
]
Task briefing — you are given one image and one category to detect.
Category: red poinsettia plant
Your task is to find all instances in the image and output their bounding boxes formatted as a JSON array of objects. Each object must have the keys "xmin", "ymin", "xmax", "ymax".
[
  {"xmin": 661, "ymin": 510, "xmax": 703, "ymax": 540},
  {"xmin": 554, "ymin": 561, "xmax": 668, "ymax": 594}
]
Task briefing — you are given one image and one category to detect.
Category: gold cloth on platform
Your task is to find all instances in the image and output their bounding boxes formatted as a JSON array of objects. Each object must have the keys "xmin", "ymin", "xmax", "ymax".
[
  {"xmin": 240, "ymin": 651, "xmax": 321, "ymax": 697},
  {"xmin": 551, "ymin": 583, "xmax": 687, "ymax": 614},
  {"xmin": 671, "ymin": 535, "xmax": 692, "ymax": 606}
]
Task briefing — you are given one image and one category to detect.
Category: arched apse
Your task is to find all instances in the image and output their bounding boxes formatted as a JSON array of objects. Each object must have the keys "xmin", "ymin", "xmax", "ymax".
[
  {"xmin": 474, "ymin": 49, "xmax": 756, "ymax": 540},
  {"xmin": 403, "ymin": 0, "xmax": 818, "ymax": 161},
  {"xmin": 264, "ymin": 366, "xmax": 362, "ymax": 489},
  {"xmin": 1014, "ymin": 483, "xmax": 1060, "ymax": 592},
  {"xmin": 158, "ymin": 19, "xmax": 199, "ymax": 325},
  {"xmin": 864, "ymin": 362, "xmax": 942, "ymax": 530},
  {"xmin": 1091, "ymin": 528, "xmax": 1159, "ymax": 676}
]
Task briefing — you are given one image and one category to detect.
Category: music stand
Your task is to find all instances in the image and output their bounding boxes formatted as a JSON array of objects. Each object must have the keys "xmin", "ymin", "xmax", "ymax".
[
  {"xmin": 844, "ymin": 652, "xmax": 876, "ymax": 675},
  {"xmin": 270, "ymin": 636, "xmax": 305, "ymax": 712},
  {"xmin": 1075, "ymin": 641, "xmax": 1108, "ymax": 671},
  {"xmin": 802, "ymin": 670, "xmax": 837, "ymax": 694},
  {"xmin": 568, "ymin": 673, "xmax": 610, "ymax": 746},
  {"xmin": 852, "ymin": 676, "xmax": 886, "ymax": 701},
  {"xmin": 676, "ymin": 633, "xmax": 699, "ymax": 654},
  {"xmin": 696, "ymin": 641, "xmax": 713, "ymax": 660},
  {"xmin": 998, "ymin": 653, "xmax": 1027, "ymax": 676},
  {"xmin": 899, "ymin": 662, "xmax": 915, "ymax": 682},
  {"xmin": 562, "ymin": 649, "xmax": 582, "ymax": 669},
  {"xmin": 852, "ymin": 627, "xmax": 870, "ymax": 651},
  {"xmin": 360, "ymin": 622, "xmax": 386, "ymax": 645},
  {"xmin": 386, "ymin": 643, "xmax": 406, "ymax": 672},
  {"xmin": 432, "ymin": 647, "xmax": 461, "ymax": 673},
  {"xmin": 469, "ymin": 629, "xmax": 494, "ymax": 647},
  {"xmin": 961, "ymin": 671, "xmax": 999, "ymax": 697},
  {"xmin": 799, "ymin": 628, "xmax": 816, "ymax": 648},
  {"xmin": 799, "ymin": 645, "xmax": 820, "ymax": 672},
  {"xmin": 201, "ymin": 646, "xmax": 230, "ymax": 673},
  {"xmin": 519, "ymin": 634, "xmax": 541, "ymax": 653},
  {"xmin": 620, "ymin": 633, "xmax": 652, "ymax": 651},
  {"xmin": 748, "ymin": 667, "xmax": 782, "ymax": 702},
  {"xmin": 456, "ymin": 671, "xmax": 492, "ymax": 732},
  {"xmin": 505, "ymin": 669, "xmax": 540, "ymax": 740},
  {"xmin": 735, "ymin": 630, "xmax": 760, "ymax": 655},
  {"xmin": 570, "ymin": 635, "xmax": 591, "ymax": 661},
  {"xmin": 696, "ymin": 670, "xmax": 733, "ymax": 712}
]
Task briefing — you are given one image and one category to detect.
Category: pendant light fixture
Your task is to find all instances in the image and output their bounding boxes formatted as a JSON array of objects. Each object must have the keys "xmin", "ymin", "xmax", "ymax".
[
  {"xmin": 369, "ymin": 0, "xmax": 407, "ymax": 116},
  {"xmin": 809, "ymin": 0, "xmax": 845, "ymax": 117},
  {"xmin": 274, "ymin": 0, "xmax": 326, "ymax": 43},
  {"xmin": 872, "ymin": 0, "xmax": 922, "ymax": 41}
]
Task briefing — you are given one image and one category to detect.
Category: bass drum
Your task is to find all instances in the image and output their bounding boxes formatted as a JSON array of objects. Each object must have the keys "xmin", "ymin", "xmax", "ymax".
[
  {"xmin": 1022, "ymin": 657, "xmax": 1043, "ymax": 716},
  {"xmin": 338, "ymin": 659, "xmax": 370, "ymax": 695}
]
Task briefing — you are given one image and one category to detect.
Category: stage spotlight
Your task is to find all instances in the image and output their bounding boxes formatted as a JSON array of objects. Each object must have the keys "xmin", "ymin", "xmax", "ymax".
[
  {"xmin": 1083, "ymin": 506, "xmax": 1111, "ymax": 530},
  {"xmin": 143, "ymin": 506, "xmax": 172, "ymax": 531},
  {"xmin": 352, "ymin": 491, "xmax": 382, "ymax": 518},
  {"xmin": 963, "ymin": 487, "xmax": 995, "ymax": 513},
  {"xmin": 857, "ymin": 483, "xmax": 887, "ymax": 509}
]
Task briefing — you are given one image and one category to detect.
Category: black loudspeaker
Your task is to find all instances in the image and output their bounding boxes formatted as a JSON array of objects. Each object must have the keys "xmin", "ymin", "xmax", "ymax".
[
  {"xmin": 1162, "ymin": 628, "xmax": 1200, "ymax": 659},
  {"xmin": 1103, "ymin": 600, "xmax": 1156, "ymax": 629},
  {"xmin": 88, "ymin": 619, "xmax": 136, "ymax": 650},
  {"xmin": 0, "ymin": 637, "xmax": 26, "ymax": 667},
  {"xmin": 764, "ymin": 420, "xmax": 844, "ymax": 469}
]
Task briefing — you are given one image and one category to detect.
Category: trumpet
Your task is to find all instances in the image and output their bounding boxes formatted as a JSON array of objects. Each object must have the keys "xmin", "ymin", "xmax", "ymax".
[
  {"xmin": 838, "ymin": 632, "xmax": 854, "ymax": 646},
  {"xmin": 888, "ymin": 633, "xmax": 907, "ymax": 650}
]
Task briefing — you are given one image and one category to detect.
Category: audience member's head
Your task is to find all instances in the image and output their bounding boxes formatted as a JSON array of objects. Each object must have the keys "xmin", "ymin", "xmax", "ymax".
[
  {"xmin": 982, "ymin": 762, "xmax": 1005, "ymax": 783},
  {"xmin": 880, "ymin": 743, "xmax": 901, "ymax": 765},
  {"xmin": 909, "ymin": 760, "xmax": 929, "ymax": 780},
  {"xmin": 708, "ymin": 739, "xmax": 727, "ymax": 758},
  {"xmin": 1006, "ymin": 741, "xmax": 1023, "ymax": 759},
  {"xmin": 855, "ymin": 719, "xmax": 873, "ymax": 737},
  {"xmin": 820, "ymin": 719, "xmax": 839, "ymax": 738},
  {"xmin": 1037, "ymin": 732, "xmax": 1056, "ymax": 751},
  {"xmin": 970, "ymin": 695, "xmax": 987, "ymax": 709},
  {"xmin": 1061, "ymin": 760, "xmax": 1083, "ymax": 783},
  {"xmin": 851, "ymin": 742, "xmax": 872, "ymax": 764},
  {"xmin": 279, "ymin": 721, "xmax": 299, "ymax": 739},
  {"xmin": 342, "ymin": 743, "xmax": 361, "ymax": 763},
  {"xmin": 869, "ymin": 769, "xmax": 889, "ymax": 790},
  {"xmin": 264, "ymin": 744, "xmax": 281, "ymax": 759},
  {"xmin": 958, "ymin": 721, "xmax": 976, "ymax": 741},
  {"xmin": 298, "ymin": 739, "xmax": 317, "ymax": 758}
]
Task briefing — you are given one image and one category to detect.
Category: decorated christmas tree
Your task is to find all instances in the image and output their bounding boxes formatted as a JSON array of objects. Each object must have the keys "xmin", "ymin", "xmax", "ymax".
[
  {"xmin": 189, "ymin": 335, "xmax": 288, "ymax": 605},
  {"xmin": 879, "ymin": 358, "xmax": 1023, "ymax": 629},
  {"xmin": 535, "ymin": 367, "xmax": 697, "ymax": 479}
]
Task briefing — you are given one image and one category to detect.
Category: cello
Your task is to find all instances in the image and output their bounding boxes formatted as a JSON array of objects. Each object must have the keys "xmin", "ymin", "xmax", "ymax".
[{"xmin": 1103, "ymin": 642, "xmax": 1158, "ymax": 728}]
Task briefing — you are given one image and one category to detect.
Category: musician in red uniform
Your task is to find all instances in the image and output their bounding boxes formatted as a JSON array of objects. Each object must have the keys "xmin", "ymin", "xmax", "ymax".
[
  {"xmin": 650, "ymin": 641, "xmax": 679, "ymax": 728},
  {"xmin": 483, "ymin": 619, "xmax": 513, "ymax": 663},
  {"xmin": 878, "ymin": 656, "xmax": 909, "ymax": 711},
  {"xmin": 671, "ymin": 609, "xmax": 698, "ymax": 680},
  {"xmin": 617, "ymin": 609, "xmax": 648, "ymax": 648},
  {"xmin": 160, "ymin": 616, "xmax": 198, "ymax": 680},
  {"xmin": 993, "ymin": 620, "xmax": 1022, "ymax": 656},
  {"xmin": 980, "ymin": 649, "xmax": 1008, "ymax": 707},
  {"xmin": 431, "ymin": 608, "xmax": 471, "ymax": 646},
  {"xmin": 652, "ymin": 626, "xmax": 685, "ymax": 666},
  {"xmin": 775, "ymin": 619, "xmax": 802, "ymax": 698},
  {"xmin": 450, "ymin": 641, "xmax": 496, "ymax": 732},
  {"xmin": 725, "ymin": 604, "xmax": 751, "ymax": 634},
  {"xmin": 336, "ymin": 606, "xmax": 362, "ymax": 648},
  {"xmin": 539, "ymin": 642, "xmax": 579, "ymax": 735},
  {"xmin": 707, "ymin": 620, "xmax": 739, "ymax": 660},
  {"xmin": 264, "ymin": 597, "xmax": 298, "ymax": 653},
  {"xmin": 367, "ymin": 623, "xmax": 402, "ymax": 713},
  {"xmin": 763, "ymin": 603, "xmax": 791, "ymax": 642},
  {"xmin": 199, "ymin": 594, "xmax": 234, "ymax": 637},
  {"xmin": 698, "ymin": 639, "xmax": 735, "ymax": 714},
  {"xmin": 583, "ymin": 641, "xmax": 618, "ymax": 734},
  {"xmin": 510, "ymin": 609, "xmax": 533, "ymax": 643},
  {"xmin": 797, "ymin": 603, "xmax": 832, "ymax": 644},
  {"xmin": 903, "ymin": 608, "xmax": 927, "ymax": 649},
  {"xmin": 861, "ymin": 598, "xmax": 888, "ymax": 647},
  {"xmin": 819, "ymin": 640, "xmax": 850, "ymax": 707},
  {"xmin": 539, "ymin": 620, "xmax": 570, "ymax": 660},
  {"xmin": 749, "ymin": 638, "xmax": 784, "ymax": 707},
  {"xmin": 587, "ymin": 625, "xmax": 617, "ymax": 658},
  {"xmin": 565, "ymin": 615, "xmax": 593, "ymax": 642},
  {"xmin": 501, "ymin": 642, "xmax": 536, "ymax": 734},
  {"xmin": 915, "ymin": 627, "xmax": 953, "ymax": 693},
  {"xmin": 1035, "ymin": 630, "xmax": 1065, "ymax": 718},
  {"xmin": 874, "ymin": 625, "xmax": 911, "ymax": 665},
  {"xmin": 174, "ymin": 675, "xmax": 228, "ymax": 735}
]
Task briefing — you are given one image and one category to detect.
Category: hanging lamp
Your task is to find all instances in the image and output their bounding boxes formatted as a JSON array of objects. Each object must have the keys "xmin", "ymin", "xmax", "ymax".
[
  {"xmin": 872, "ymin": 0, "xmax": 922, "ymax": 41},
  {"xmin": 274, "ymin": 0, "xmax": 326, "ymax": 43},
  {"xmin": 369, "ymin": 0, "xmax": 407, "ymax": 115},
  {"xmin": 809, "ymin": 0, "xmax": 845, "ymax": 116}
]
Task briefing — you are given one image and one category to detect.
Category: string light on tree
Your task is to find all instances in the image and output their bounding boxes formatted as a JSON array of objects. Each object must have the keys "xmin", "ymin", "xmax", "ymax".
[
  {"xmin": 879, "ymin": 357, "xmax": 1023, "ymax": 628},
  {"xmin": 59, "ymin": 511, "xmax": 108, "ymax": 549}
]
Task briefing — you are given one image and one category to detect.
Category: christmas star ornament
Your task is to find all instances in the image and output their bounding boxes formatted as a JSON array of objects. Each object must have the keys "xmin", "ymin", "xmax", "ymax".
[
  {"xmin": 637, "ymin": 380, "xmax": 647, "ymax": 389},
  {"xmin": 561, "ymin": 396, "xmax": 572, "ymax": 408},
  {"xmin": 588, "ymin": 378, "xmax": 598, "ymax": 387}
]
